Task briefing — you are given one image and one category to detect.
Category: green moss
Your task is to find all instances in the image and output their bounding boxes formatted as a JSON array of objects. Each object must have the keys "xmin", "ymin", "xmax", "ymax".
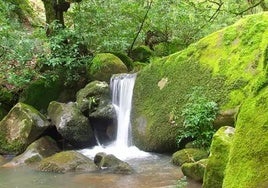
[
  {"xmin": 19, "ymin": 79, "xmax": 63, "ymax": 112},
  {"xmin": 89, "ymin": 53, "xmax": 128, "ymax": 82},
  {"xmin": 181, "ymin": 159, "xmax": 208, "ymax": 182},
  {"xmin": 133, "ymin": 13, "xmax": 268, "ymax": 152},
  {"xmin": 130, "ymin": 45, "xmax": 153, "ymax": 62},
  {"xmin": 172, "ymin": 148, "xmax": 208, "ymax": 166},
  {"xmin": 223, "ymin": 88, "xmax": 268, "ymax": 188},
  {"xmin": 203, "ymin": 126, "xmax": 234, "ymax": 188}
]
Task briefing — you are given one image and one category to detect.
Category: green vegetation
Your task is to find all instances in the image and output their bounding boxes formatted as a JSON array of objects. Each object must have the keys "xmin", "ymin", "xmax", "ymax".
[{"xmin": 176, "ymin": 87, "xmax": 218, "ymax": 149}]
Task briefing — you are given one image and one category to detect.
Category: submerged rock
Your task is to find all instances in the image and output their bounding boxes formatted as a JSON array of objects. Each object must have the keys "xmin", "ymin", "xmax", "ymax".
[
  {"xmin": 203, "ymin": 126, "xmax": 234, "ymax": 188},
  {"xmin": 88, "ymin": 53, "xmax": 128, "ymax": 82},
  {"xmin": 2, "ymin": 136, "xmax": 60, "ymax": 167},
  {"xmin": 94, "ymin": 152, "xmax": 134, "ymax": 174},
  {"xmin": 38, "ymin": 150, "xmax": 97, "ymax": 173},
  {"xmin": 181, "ymin": 158, "xmax": 208, "ymax": 182},
  {"xmin": 172, "ymin": 148, "xmax": 208, "ymax": 166},
  {"xmin": 0, "ymin": 103, "xmax": 50, "ymax": 155},
  {"xmin": 48, "ymin": 101, "xmax": 94, "ymax": 148}
]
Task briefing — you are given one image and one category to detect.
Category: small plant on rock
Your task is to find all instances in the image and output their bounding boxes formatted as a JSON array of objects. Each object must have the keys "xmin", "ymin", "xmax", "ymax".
[{"xmin": 177, "ymin": 86, "xmax": 218, "ymax": 149}]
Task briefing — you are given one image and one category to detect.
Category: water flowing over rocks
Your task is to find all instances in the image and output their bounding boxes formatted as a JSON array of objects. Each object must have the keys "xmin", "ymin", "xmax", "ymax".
[
  {"xmin": 48, "ymin": 101, "xmax": 94, "ymax": 148},
  {"xmin": 0, "ymin": 102, "xmax": 50, "ymax": 155}
]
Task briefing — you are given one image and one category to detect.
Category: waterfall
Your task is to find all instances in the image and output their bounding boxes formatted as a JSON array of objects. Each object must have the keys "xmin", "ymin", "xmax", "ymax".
[
  {"xmin": 110, "ymin": 73, "xmax": 136, "ymax": 148},
  {"xmin": 79, "ymin": 73, "xmax": 149, "ymax": 160}
]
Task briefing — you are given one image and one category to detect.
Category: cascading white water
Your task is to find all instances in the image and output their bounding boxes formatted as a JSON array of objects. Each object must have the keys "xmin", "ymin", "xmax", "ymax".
[
  {"xmin": 79, "ymin": 73, "xmax": 149, "ymax": 160},
  {"xmin": 111, "ymin": 73, "xmax": 136, "ymax": 148}
]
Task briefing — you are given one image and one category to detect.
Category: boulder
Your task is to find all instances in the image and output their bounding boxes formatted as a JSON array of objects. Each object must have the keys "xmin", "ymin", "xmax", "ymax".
[
  {"xmin": 94, "ymin": 152, "xmax": 134, "ymax": 174},
  {"xmin": 132, "ymin": 13, "xmax": 268, "ymax": 152},
  {"xmin": 129, "ymin": 45, "xmax": 153, "ymax": 62},
  {"xmin": 2, "ymin": 136, "xmax": 60, "ymax": 167},
  {"xmin": 172, "ymin": 148, "xmax": 208, "ymax": 166},
  {"xmin": 203, "ymin": 126, "xmax": 234, "ymax": 188},
  {"xmin": 89, "ymin": 53, "xmax": 128, "ymax": 82},
  {"xmin": 181, "ymin": 159, "xmax": 208, "ymax": 182},
  {"xmin": 223, "ymin": 88, "xmax": 268, "ymax": 188},
  {"xmin": 76, "ymin": 81, "xmax": 116, "ymax": 144},
  {"xmin": 213, "ymin": 109, "xmax": 238, "ymax": 130},
  {"xmin": 0, "ymin": 103, "xmax": 50, "ymax": 155},
  {"xmin": 38, "ymin": 150, "xmax": 97, "ymax": 173},
  {"xmin": 47, "ymin": 101, "xmax": 94, "ymax": 148}
]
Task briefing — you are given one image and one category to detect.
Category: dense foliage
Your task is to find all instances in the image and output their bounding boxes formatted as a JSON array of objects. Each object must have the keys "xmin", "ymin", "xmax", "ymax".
[{"xmin": 176, "ymin": 87, "xmax": 218, "ymax": 149}]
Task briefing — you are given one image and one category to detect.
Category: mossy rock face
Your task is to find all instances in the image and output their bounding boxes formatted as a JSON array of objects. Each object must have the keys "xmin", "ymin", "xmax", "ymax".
[
  {"xmin": 172, "ymin": 148, "xmax": 208, "ymax": 166},
  {"xmin": 203, "ymin": 126, "xmax": 235, "ymax": 188},
  {"xmin": 2, "ymin": 136, "xmax": 60, "ymax": 167},
  {"xmin": 130, "ymin": 45, "xmax": 153, "ymax": 63},
  {"xmin": 213, "ymin": 109, "xmax": 238, "ymax": 130},
  {"xmin": 38, "ymin": 151, "xmax": 97, "ymax": 173},
  {"xmin": 47, "ymin": 101, "xmax": 94, "ymax": 148},
  {"xmin": 222, "ymin": 88, "xmax": 268, "ymax": 188},
  {"xmin": 0, "ymin": 102, "xmax": 50, "ymax": 155},
  {"xmin": 181, "ymin": 159, "xmax": 208, "ymax": 182},
  {"xmin": 89, "ymin": 53, "xmax": 128, "ymax": 82},
  {"xmin": 132, "ymin": 13, "xmax": 268, "ymax": 152}
]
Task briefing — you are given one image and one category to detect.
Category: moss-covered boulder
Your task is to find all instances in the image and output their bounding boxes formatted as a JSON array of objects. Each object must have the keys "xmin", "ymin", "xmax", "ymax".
[
  {"xmin": 0, "ymin": 103, "xmax": 50, "ymax": 155},
  {"xmin": 181, "ymin": 159, "xmax": 208, "ymax": 182},
  {"xmin": 89, "ymin": 53, "xmax": 128, "ymax": 82},
  {"xmin": 222, "ymin": 89, "xmax": 268, "ymax": 188},
  {"xmin": 172, "ymin": 148, "xmax": 208, "ymax": 166},
  {"xmin": 111, "ymin": 52, "xmax": 134, "ymax": 71},
  {"xmin": 94, "ymin": 152, "xmax": 134, "ymax": 174},
  {"xmin": 203, "ymin": 126, "xmax": 235, "ymax": 188},
  {"xmin": 2, "ymin": 136, "xmax": 60, "ymax": 167},
  {"xmin": 47, "ymin": 101, "xmax": 94, "ymax": 148},
  {"xmin": 38, "ymin": 150, "xmax": 97, "ymax": 173},
  {"xmin": 132, "ymin": 13, "xmax": 268, "ymax": 152},
  {"xmin": 129, "ymin": 45, "xmax": 153, "ymax": 62}
]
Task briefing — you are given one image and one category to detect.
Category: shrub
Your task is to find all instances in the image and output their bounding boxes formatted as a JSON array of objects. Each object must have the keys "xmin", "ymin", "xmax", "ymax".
[{"xmin": 176, "ymin": 86, "xmax": 218, "ymax": 149}]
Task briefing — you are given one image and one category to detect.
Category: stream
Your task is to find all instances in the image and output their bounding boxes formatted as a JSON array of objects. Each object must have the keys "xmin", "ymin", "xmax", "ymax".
[{"xmin": 0, "ymin": 154, "xmax": 201, "ymax": 188}]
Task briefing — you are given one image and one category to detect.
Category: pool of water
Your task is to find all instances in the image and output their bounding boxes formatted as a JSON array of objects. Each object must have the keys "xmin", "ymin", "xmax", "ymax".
[{"xmin": 0, "ymin": 154, "xmax": 201, "ymax": 188}]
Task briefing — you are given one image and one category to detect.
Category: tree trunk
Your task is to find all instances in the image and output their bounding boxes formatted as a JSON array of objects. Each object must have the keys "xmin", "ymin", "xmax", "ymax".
[{"xmin": 41, "ymin": 0, "xmax": 70, "ymax": 30}]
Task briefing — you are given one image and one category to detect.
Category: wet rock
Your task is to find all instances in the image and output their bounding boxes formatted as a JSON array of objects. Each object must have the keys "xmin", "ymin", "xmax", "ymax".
[
  {"xmin": 38, "ymin": 150, "xmax": 97, "ymax": 173},
  {"xmin": 0, "ymin": 102, "xmax": 50, "ymax": 155},
  {"xmin": 2, "ymin": 136, "xmax": 60, "ymax": 167},
  {"xmin": 172, "ymin": 148, "xmax": 208, "ymax": 166},
  {"xmin": 48, "ymin": 101, "xmax": 94, "ymax": 148},
  {"xmin": 181, "ymin": 159, "xmax": 208, "ymax": 182},
  {"xmin": 94, "ymin": 152, "xmax": 134, "ymax": 174},
  {"xmin": 203, "ymin": 126, "xmax": 234, "ymax": 188},
  {"xmin": 76, "ymin": 81, "xmax": 116, "ymax": 144},
  {"xmin": 76, "ymin": 81, "xmax": 110, "ymax": 113}
]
